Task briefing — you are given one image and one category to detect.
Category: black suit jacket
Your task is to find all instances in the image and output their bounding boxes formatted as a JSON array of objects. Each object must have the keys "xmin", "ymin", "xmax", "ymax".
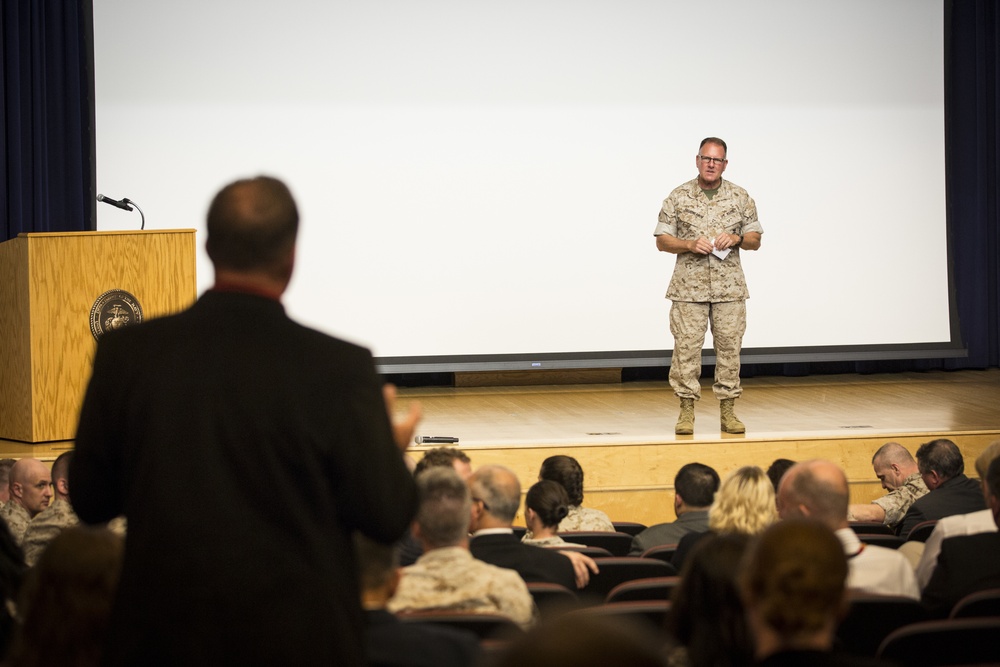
[
  {"xmin": 71, "ymin": 291, "xmax": 417, "ymax": 666},
  {"xmin": 921, "ymin": 530, "xmax": 1000, "ymax": 618},
  {"xmin": 896, "ymin": 474, "xmax": 985, "ymax": 537},
  {"xmin": 469, "ymin": 532, "xmax": 577, "ymax": 590},
  {"xmin": 365, "ymin": 609, "xmax": 481, "ymax": 667}
]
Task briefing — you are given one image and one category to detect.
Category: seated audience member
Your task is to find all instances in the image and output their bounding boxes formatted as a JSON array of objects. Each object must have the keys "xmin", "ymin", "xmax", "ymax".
[
  {"xmin": 914, "ymin": 440, "xmax": 1000, "ymax": 588},
  {"xmin": 6, "ymin": 526, "xmax": 123, "ymax": 667},
  {"xmin": 388, "ymin": 467, "xmax": 535, "ymax": 628},
  {"xmin": 0, "ymin": 459, "xmax": 52, "ymax": 545},
  {"xmin": 400, "ymin": 447, "xmax": 474, "ymax": 566},
  {"xmin": 921, "ymin": 455, "xmax": 1000, "ymax": 618},
  {"xmin": 766, "ymin": 459, "xmax": 796, "ymax": 493},
  {"xmin": 629, "ymin": 462, "xmax": 719, "ymax": 556},
  {"xmin": 741, "ymin": 519, "xmax": 887, "ymax": 666},
  {"xmin": 0, "ymin": 460, "xmax": 16, "ymax": 504},
  {"xmin": 896, "ymin": 439, "xmax": 986, "ymax": 538},
  {"xmin": 672, "ymin": 465, "xmax": 776, "ymax": 572},
  {"xmin": 666, "ymin": 533, "xmax": 754, "ymax": 667},
  {"xmin": 536, "ymin": 455, "xmax": 614, "ymax": 533},
  {"xmin": 468, "ymin": 466, "xmax": 579, "ymax": 591},
  {"xmin": 521, "ymin": 480, "xmax": 585, "ymax": 549},
  {"xmin": 353, "ymin": 533, "xmax": 481, "ymax": 667},
  {"xmin": 0, "ymin": 521, "xmax": 26, "ymax": 658},
  {"xmin": 21, "ymin": 451, "xmax": 78, "ymax": 566},
  {"xmin": 847, "ymin": 442, "xmax": 928, "ymax": 529},
  {"xmin": 493, "ymin": 612, "xmax": 666, "ymax": 667},
  {"xmin": 777, "ymin": 460, "xmax": 919, "ymax": 599}
]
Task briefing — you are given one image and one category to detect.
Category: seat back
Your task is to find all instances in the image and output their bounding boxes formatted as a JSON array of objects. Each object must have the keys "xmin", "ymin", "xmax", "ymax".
[
  {"xmin": 949, "ymin": 587, "xmax": 1000, "ymax": 619},
  {"xmin": 639, "ymin": 544, "xmax": 678, "ymax": 564},
  {"xmin": 526, "ymin": 582, "xmax": 580, "ymax": 619},
  {"xmin": 877, "ymin": 618, "xmax": 1000, "ymax": 666},
  {"xmin": 849, "ymin": 521, "xmax": 895, "ymax": 536},
  {"xmin": 567, "ymin": 601, "xmax": 671, "ymax": 639},
  {"xmin": 397, "ymin": 610, "xmax": 524, "ymax": 642},
  {"xmin": 559, "ymin": 531, "xmax": 635, "ymax": 556},
  {"xmin": 905, "ymin": 519, "xmax": 938, "ymax": 543},
  {"xmin": 605, "ymin": 576, "xmax": 681, "ymax": 604},
  {"xmin": 856, "ymin": 533, "xmax": 905, "ymax": 549},
  {"xmin": 611, "ymin": 521, "xmax": 648, "ymax": 537},
  {"xmin": 835, "ymin": 593, "xmax": 927, "ymax": 657},
  {"xmin": 578, "ymin": 557, "xmax": 676, "ymax": 605}
]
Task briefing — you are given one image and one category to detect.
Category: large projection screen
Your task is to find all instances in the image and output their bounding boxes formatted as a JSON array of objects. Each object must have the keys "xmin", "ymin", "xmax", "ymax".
[{"xmin": 92, "ymin": 1, "xmax": 959, "ymax": 373}]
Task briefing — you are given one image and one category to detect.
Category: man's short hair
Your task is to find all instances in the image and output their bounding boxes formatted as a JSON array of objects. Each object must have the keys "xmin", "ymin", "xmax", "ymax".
[
  {"xmin": 765, "ymin": 459, "xmax": 796, "ymax": 492},
  {"xmin": 784, "ymin": 462, "xmax": 848, "ymax": 527},
  {"xmin": 205, "ymin": 175, "xmax": 299, "ymax": 274},
  {"xmin": 0, "ymin": 459, "xmax": 15, "ymax": 489},
  {"xmin": 987, "ymin": 456, "xmax": 1000, "ymax": 500},
  {"xmin": 414, "ymin": 447, "xmax": 471, "ymax": 478},
  {"xmin": 700, "ymin": 137, "xmax": 728, "ymax": 155},
  {"xmin": 872, "ymin": 442, "xmax": 915, "ymax": 467},
  {"xmin": 975, "ymin": 441, "xmax": 1000, "ymax": 479},
  {"xmin": 51, "ymin": 451, "xmax": 72, "ymax": 483},
  {"xmin": 916, "ymin": 439, "xmax": 964, "ymax": 480},
  {"xmin": 675, "ymin": 463, "xmax": 720, "ymax": 508},
  {"xmin": 469, "ymin": 466, "xmax": 521, "ymax": 524},
  {"xmin": 415, "ymin": 467, "xmax": 471, "ymax": 549}
]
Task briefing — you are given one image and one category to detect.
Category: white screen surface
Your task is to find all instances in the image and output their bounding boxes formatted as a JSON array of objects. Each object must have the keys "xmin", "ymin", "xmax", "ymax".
[{"xmin": 93, "ymin": 1, "xmax": 950, "ymax": 369}]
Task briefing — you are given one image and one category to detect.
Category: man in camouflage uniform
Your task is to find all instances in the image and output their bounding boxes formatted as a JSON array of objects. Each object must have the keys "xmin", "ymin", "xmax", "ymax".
[
  {"xmin": 0, "ymin": 457, "xmax": 52, "ymax": 544},
  {"xmin": 388, "ymin": 467, "xmax": 535, "ymax": 628},
  {"xmin": 654, "ymin": 137, "xmax": 763, "ymax": 434},
  {"xmin": 848, "ymin": 442, "xmax": 929, "ymax": 529},
  {"xmin": 22, "ymin": 451, "xmax": 79, "ymax": 565}
]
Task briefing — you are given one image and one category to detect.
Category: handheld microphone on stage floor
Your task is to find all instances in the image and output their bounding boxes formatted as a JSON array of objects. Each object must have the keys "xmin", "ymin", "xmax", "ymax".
[
  {"xmin": 415, "ymin": 436, "xmax": 459, "ymax": 444},
  {"xmin": 97, "ymin": 194, "xmax": 146, "ymax": 229}
]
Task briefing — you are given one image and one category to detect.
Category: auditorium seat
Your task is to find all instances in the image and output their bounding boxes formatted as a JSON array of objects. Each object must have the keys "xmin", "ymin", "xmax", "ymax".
[
  {"xmin": 835, "ymin": 593, "xmax": 927, "ymax": 657},
  {"xmin": 904, "ymin": 519, "xmax": 938, "ymax": 543},
  {"xmin": 525, "ymin": 582, "xmax": 580, "ymax": 619},
  {"xmin": 558, "ymin": 531, "xmax": 634, "ymax": 556},
  {"xmin": 577, "ymin": 557, "xmax": 676, "ymax": 605},
  {"xmin": 566, "ymin": 601, "xmax": 671, "ymax": 639},
  {"xmin": 949, "ymin": 587, "xmax": 1000, "ymax": 619},
  {"xmin": 856, "ymin": 533, "xmax": 905, "ymax": 549},
  {"xmin": 397, "ymin": 611, "xmax": 524, "ymax": 642},
  {"xmin": 605, "ymin": 576, "xmax": 680, "ymax": 604},
  {"xmin": 848, "ymin": 521, "xmax": 895, "ymax": 536},
  {"xmin": 611, "ymin": 521, "xmax": 647, "ymax": 536},
  {"xmin": 638, "ymin": 544, "xmax": 678, "ymax": 565},
  {"xmin": 877, "ymin": 618, "xmax": 1000, "ymax": 665}
]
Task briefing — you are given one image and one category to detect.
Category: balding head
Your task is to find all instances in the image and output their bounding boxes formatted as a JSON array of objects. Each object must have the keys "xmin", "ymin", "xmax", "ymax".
[
  {"xmin": 777, "ymin": 460, "xmax": 849, "ymax": 531},
  {"xmin": 871, "ymin": 442, "xmax": 918, "ymax": 491},
  {"xmin": 10, "ymin": 458, "xmax": 53, "ymax": 517},
  {"xmin": 468, "ymin": 465, "xmax": 521, "ymax": 530}
]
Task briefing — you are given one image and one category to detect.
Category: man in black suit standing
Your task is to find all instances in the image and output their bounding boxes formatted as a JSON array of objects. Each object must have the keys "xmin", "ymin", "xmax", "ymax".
[
  {"xmin": 922, "ymin": 455, "xmax": 1000, "ymax": 617},
  {"xmin": 896, "ymin": 439, "xmax": 985, "ymax": 538},
  {"xmin": 468, "ymin": 465, "xmax": 579, "ymax": 591},
  {"xmin": 71, "ymin": 176, "xmax": 419, "ymax": 666}
]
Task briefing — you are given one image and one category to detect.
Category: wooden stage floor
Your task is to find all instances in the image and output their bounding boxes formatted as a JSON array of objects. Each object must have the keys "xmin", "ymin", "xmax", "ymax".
[{"xmin": 398, "ymin": 369, "xmax": 1000, "ymax": 525}]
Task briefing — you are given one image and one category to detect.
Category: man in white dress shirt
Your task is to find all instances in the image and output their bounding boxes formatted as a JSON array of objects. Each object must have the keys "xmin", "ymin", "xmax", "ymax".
[{"xmin": 778, "ymin": 459, "xmax": 919, "ymax": 599}]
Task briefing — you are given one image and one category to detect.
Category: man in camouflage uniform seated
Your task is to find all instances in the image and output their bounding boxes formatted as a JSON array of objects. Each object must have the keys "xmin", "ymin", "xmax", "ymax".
[
  {"xmin": 0, "ymin": 458, "xmax": 52, "ymax": 545},
  {"xmin": 654, "ymin": 137, "xmax": 763, "ymax": 435},
  {"xmin": 22, "ymin": 451, "xmax": 79, "ymax": 566},
  {"xmin": 848, "ymin": 442, "xmax": 929, "ymax": 529},
  {"xmin": 388, "ymin": 467, "xmax": 535, "ymax": 628}
]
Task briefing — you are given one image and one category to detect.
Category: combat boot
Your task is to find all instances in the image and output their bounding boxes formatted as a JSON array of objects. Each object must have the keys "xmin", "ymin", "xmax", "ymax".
[
  {"xmin": 675, "ymin": 398, "xmax": 695, "ymax": 435},
  {"xmin": 720, "ymin": 398, "xmax": 745, "ymax": 434}
]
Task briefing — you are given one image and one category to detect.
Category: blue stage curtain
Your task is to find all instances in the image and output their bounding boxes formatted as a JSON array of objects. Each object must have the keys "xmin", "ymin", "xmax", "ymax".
[{"xmin": 1, "ymin": 0, "xmax": 93, "ymax": 242}]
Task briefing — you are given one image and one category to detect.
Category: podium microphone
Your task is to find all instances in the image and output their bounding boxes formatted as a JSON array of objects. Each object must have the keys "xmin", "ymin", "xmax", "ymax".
[{"xmin": 97, "ymin": 194, "xmax": 146, "ymax": 230}]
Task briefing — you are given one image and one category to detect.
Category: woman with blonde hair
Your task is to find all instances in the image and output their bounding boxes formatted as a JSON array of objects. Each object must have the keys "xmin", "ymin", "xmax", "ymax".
[{"xmin": 672, "ymin": 466, "xmax": 776, "ymax": 571}]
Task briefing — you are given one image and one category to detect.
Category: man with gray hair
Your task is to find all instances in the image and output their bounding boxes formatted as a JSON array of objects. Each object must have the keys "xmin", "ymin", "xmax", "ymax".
[
  {"xmin": 896, "ymin": 438, "xmax": 985, "ymax": 538},
  {"xmin": 848, "ymin": 442, "xmax": 928, "ymax": 529},
  {"xmin": 777, "ymin": 459, "xmax": 918, "ymax": 599},
  {"xmin": 388, "ymin": 467, "xmax": 534, "ymax": 628},
  {"xmin": 467, "ymin": 465, "xmax": 578, "ymax": 591}
]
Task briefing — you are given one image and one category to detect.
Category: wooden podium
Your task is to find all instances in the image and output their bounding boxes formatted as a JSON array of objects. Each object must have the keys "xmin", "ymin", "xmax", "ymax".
[{"xmin": 0, "ymin": 230, "xmax": 197, "ymax": 446}]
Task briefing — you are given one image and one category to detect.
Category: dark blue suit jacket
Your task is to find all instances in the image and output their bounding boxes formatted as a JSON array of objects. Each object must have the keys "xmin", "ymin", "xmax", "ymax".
[{"xmin": 470, "ymin": 532, "xmax": 577, "ymax": 590}]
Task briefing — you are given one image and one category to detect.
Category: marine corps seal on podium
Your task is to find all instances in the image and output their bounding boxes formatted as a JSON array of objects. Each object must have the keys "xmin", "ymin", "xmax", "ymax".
[{"xmin": 90, "ymin": 289, "xmax": 143, "ymax": 340}]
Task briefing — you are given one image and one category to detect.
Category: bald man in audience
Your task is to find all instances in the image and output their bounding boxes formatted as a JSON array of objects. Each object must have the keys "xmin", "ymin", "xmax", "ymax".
[
  {"xmin": 467, "ymin": 465, "xmax": 578, "ymax": 591},
  {"xmin": 778, "ymin": 459, "xmax": 919, "ymax": 599},
  {"xmin": 0, "ymin": 458, "xmax": 52, "ymax": 545},
  {"xmin": 847, "ymin": 442, "xmax": 928, "ymax": 529},
  {"xmin": 21, "ymin": 451, "xmax": 78, "ymax": 565},
  {"xmin": 388, "ymin": 467, "xmax": 535, "ymax": 628}
]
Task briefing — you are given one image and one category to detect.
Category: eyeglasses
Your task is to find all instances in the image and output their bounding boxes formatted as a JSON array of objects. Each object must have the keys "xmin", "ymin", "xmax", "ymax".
[
  {"xmin": 471, "ymin": 496, "xmax": 491, "ymax": 511},
  {"xmin": 698, "ymin": 155, "xmax": 727, "ymax": 165}
]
